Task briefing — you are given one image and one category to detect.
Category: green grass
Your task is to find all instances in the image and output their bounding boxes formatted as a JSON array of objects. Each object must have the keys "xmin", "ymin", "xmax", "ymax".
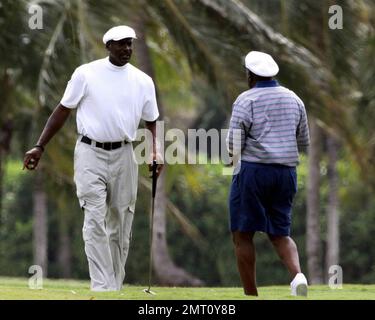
[{"xmin": 0, "ymin": 277, "xmax": 374, "ymax": 300}]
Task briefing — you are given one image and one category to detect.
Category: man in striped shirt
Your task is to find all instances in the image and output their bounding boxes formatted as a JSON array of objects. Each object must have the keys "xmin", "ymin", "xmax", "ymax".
[{"xmin": 227, "ymin": 51, "xmax": 310, "ymax": 296}]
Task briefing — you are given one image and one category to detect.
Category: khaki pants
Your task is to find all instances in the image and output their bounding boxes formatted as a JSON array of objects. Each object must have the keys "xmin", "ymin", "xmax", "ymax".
[{"xmin": 73, "ymin": 136, "xmax": 138, "ymax": 291}]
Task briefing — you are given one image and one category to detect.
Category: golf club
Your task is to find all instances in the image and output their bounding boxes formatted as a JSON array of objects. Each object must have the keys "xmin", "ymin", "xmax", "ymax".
[{"xmin": 143, "ymin": 159, "xmax": 157, "ymax": 295}]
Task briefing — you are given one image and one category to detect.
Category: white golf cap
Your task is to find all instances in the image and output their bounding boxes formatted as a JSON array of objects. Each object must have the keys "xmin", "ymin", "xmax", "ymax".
[
  {"xmin": 245, "ymin": 51, "xmax": 279, "ymax": 77},
  {"xmin": 102, "ymin": 25, "xmax": 137, "ymax": 44}
]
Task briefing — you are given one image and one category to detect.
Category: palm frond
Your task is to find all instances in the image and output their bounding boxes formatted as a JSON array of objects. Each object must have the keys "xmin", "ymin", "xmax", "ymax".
[
  {"xmin": 37, "ymin": 1, "xmax": 69, "ymax": 107},
  {"xmin": 146, "ymin": 0, "xmax": 239, "ymax": 100}
]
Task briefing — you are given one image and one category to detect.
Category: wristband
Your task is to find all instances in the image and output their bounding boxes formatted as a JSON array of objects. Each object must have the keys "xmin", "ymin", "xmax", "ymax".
[{"xmin": 34, "ymin": 144, "xmax": 45, "ymax": 152}]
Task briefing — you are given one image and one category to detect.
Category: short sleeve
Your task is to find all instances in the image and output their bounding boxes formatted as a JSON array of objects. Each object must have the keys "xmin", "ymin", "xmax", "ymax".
[
  {"xmin": 141, "ymin": 78, "xmax": 159, "ymax": 121},
  {"xmin": 60, "ymin": 68, "xmax": 87, "ymax": 109}
]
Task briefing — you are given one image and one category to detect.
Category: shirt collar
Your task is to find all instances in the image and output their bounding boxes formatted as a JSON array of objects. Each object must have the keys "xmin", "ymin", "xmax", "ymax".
[
  {"xmin": 105, "ymin": 56, "xmax": 129, "ymax": 71},
  {"xmin": 254, "ymin": 80, "xmax": 279, "ymax": 88}
]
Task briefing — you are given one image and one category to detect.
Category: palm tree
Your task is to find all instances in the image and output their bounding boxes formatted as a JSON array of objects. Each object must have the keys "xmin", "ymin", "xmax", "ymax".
[
  {"xmin": 326, "ymin": 136, "xmax": 340, "ymax": 278},
  {"xmin": 4, "ymin": 0, "xmax": 374, "ymax": 285},
  {"xmin": 19, "ymin": 0, "xmax": 207, "ymax": 284},
  {"xmin": 136, "ymin": 0, "xmax": 373, "ymax": 286},
  {"xmin": 306, "ymin": 118, "xmax": 323, "ymax": 284},
  {"xmin": 32, "ymin": 170, "xmax": 48, "ymax": 275},
  {"xmin": 132, "ymin": 14, "xmax": 204, "ymax": 285}
]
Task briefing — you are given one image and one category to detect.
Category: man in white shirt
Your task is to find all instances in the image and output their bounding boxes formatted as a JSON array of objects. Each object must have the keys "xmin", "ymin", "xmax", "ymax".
[{"xmin": 23, "ymin": 25, "xmax": 162, "ymax": 291}]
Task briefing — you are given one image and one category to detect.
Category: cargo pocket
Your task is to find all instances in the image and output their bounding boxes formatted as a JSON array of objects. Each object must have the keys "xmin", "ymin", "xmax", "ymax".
[
  {"xmin": 126, "ymin": 205, "xmax": 135, "ymax": 243},
  {"xmin": 79, "ymin": 199, "xmax": 86, "ymax": 212}
]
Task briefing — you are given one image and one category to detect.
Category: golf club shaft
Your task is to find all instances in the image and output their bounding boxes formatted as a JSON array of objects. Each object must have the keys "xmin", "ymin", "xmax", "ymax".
[
  {"xmin": 147, "ymin": 160, "xmax": 157, "ymax": 292},
  {"xmin": 147, "ymin": 196, "xmax": 155, "ymax": 292}
]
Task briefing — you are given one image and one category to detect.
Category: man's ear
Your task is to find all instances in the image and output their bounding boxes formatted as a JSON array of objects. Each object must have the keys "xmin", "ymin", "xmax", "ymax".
[
  {"xmin": 105, "ymin": 41, "xmax": 111, "ymax": 50},
  {"xmin": 247, "ymin": 70, "xmax": 256, "ymax": 89}
]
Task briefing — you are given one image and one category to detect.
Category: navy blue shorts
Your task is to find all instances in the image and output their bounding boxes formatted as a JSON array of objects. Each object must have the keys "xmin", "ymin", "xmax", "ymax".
[{"xmin": 229, "ymin": 161, "xmax": 297, "ymax": 236}]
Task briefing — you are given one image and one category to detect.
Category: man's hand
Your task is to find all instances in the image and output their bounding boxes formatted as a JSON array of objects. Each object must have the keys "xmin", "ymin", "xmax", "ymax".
[
  {"xmin": 22, "ymin": 104, "xmax": 71, "ymax": 171},
  {"xmin": 23, "ymin": 147, "xmax": 43, "ymax": 170},
  {"xmin": 148, "ymin": 151, "xmax": 163, "ymax": 177}
]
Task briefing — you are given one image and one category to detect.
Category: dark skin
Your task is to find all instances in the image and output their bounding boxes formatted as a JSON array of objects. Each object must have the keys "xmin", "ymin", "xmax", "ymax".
[
  {"xmin": 232, "ymin": 69, "xmax": 302, "ymax": 296},
  {"xmin": 23, "ymin": 37, "xmax": 163, "ymax": 176},
  {"xmin": 246, "ymin": 69, "xmax": 272, "ymax": 88},
  {"xmin": 106, "ymin": 38, "xmax": 133, "ymax": 66}
]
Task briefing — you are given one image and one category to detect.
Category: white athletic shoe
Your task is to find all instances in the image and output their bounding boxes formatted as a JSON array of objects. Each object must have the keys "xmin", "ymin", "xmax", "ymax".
[{"xmin": 290, "ymin": 273, "xmax": 308, "ymax": 297}]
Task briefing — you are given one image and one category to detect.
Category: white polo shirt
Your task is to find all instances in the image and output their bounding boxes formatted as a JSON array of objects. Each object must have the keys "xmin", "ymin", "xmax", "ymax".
[{"xmin": 60, "ymin": 57, "xmax": 159, "ymax": 142}]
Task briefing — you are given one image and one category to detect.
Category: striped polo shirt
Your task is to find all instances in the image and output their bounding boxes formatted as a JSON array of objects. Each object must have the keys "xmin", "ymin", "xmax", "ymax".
[{"xmin": 226, "ymin": 80, "xmax": 310, "ymax": 167}]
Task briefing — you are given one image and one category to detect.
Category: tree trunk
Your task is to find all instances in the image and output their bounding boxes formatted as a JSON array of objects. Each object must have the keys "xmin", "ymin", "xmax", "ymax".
[
  {"xmin": 325, "ymin": 135, "xmax": 340, "ymax": 278},
  {"xmin": 306, "ymin": 118, "xmax": 323, "ymax": 284},
  {"xmin": 58, "ymin": 216, "xmax": 72, "ymax": 278},
  {"xmin": 0, "ymin": 144, "xmax": 4, "ymax": 213},
  {"xmin": 0, "ymin": 71, "xmax": 13, "ymax": 213},
  {"xmin": 0, "ymin": 120, "xmax": 13, "ymax": 212},
  {"xmin": 33, "ymin": 170, "xmax": 48, "ymax": 276},
  {"xmin": 152, "ymin": 169, "xmax": 203, "ymax": 286},
  {"xmin": 133, "ymin": 17, "xmax": 204, "ymax": 286}
]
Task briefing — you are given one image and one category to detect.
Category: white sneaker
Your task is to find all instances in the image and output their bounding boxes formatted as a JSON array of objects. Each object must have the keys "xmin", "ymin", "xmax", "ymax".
[{"xmin": 290, "ymin": 273, "xmax": 308, "ymax": 296}]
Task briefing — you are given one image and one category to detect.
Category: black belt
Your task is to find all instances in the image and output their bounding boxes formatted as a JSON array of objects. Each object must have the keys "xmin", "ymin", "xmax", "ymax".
[{"xmin": 81, "ymin": 136, "xmax": 128, "ymax": 151}]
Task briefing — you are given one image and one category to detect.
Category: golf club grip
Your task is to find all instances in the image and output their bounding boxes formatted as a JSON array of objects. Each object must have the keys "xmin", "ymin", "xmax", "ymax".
[{"xmin": 152, "ymin": 160, "xmax": 157, "ymax": 198}]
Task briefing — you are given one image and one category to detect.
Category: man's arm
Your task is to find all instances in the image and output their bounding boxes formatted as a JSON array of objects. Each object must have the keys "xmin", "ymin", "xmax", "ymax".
[
  {"xmin": 23, "ymin": 104, "xmax": 72, "ymax": 170},
  {"xmin": 296, "ymin": 104, "xmax": 310, "ymax": 153},
  {"xmin": 226, "ymin": 101, "xmax": 252, "ymax": 158},
  {"xmin": 145, "ymin": 120, "xmax": 163, "ymax": 176}
]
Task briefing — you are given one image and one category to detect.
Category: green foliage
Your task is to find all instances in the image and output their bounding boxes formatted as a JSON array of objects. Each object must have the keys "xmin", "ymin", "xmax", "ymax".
[
  {"xmin": 0, "ymin": 161, "xmax": 33, "ymax": 276},
  {"xmin": 337, "ymin": 160, "xmax": 375, "ymax": 283},
  {"xmin": 167, "ymin": 164, "xmax": 234, "ymax": 285}
]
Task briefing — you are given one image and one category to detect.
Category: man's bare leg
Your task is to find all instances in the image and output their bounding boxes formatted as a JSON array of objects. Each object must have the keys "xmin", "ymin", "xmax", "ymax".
[
  {"xmin": 232, "ymin": 231, "xmax": 258, "ymax": 296},
  {"xmin": 268, "ymin": 235, "xmax": 301, "ymax": 278}
]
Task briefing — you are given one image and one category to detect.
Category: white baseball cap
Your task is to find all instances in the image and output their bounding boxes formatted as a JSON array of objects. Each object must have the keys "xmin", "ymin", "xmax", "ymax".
[
  {"xmin": 102, "ymin": 25, "xmax": 137, "ymax": 44},
  {"xmin": 245, "ymin": 51, "xmax": 279, "ymax": 77}
]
